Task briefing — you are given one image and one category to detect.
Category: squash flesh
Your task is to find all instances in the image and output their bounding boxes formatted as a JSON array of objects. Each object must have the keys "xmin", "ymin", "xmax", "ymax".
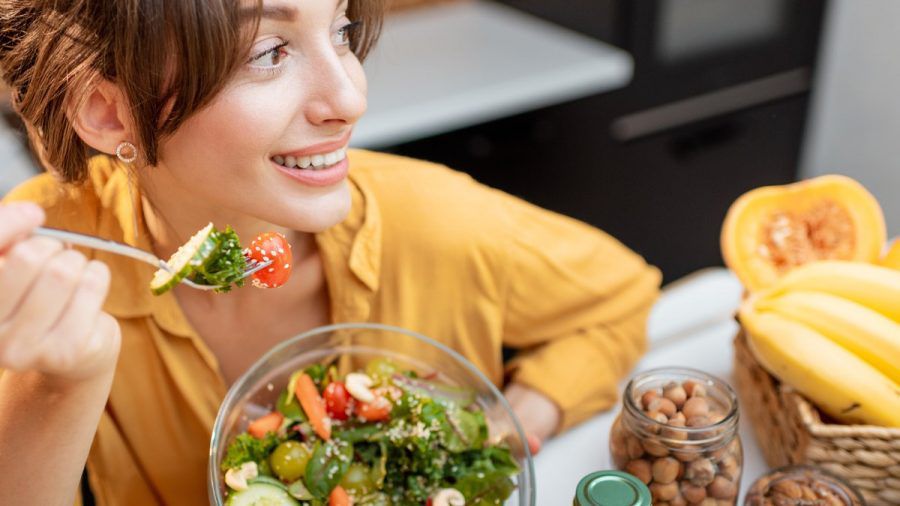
[{"xmin": 722, "ymin": 175, "xmax": 885, "ymax": 291}]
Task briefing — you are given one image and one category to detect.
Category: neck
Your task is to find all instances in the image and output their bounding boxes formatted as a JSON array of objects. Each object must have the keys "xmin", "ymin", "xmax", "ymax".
[{"xmin": 136, "ymin": 171, "xmax": 317, "ymax": 272}]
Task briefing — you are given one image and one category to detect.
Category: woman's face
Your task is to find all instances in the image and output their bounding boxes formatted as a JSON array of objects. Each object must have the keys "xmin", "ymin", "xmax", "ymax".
[{"xmin": 152, "ymin": 0, "xmax": 367, "ymax": 233}]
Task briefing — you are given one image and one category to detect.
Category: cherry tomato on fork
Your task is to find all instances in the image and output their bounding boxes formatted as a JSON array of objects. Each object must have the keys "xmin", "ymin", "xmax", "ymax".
[{"xmin": 245, "ymin": 232, "xmax": 293, "ymax": 289}]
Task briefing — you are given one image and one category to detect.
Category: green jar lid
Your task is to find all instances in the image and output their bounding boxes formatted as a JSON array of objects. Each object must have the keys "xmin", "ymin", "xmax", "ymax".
[{"xmin": 573, "ymin": 471, "xmax": 653, "ymax": 506}]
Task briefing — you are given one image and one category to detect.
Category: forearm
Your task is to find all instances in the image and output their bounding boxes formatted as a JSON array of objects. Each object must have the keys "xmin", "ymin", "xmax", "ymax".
[{"xmin": 0, "ymin": 369, "xmax": 114, "ymax": 506}]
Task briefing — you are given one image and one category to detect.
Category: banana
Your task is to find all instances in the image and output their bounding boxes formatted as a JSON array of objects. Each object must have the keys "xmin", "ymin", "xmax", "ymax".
[
  {"xmin": 767, "ymin": 260, "xmax": 900, "ymax": 322},
  {"xmin": 757, "ymin": 290, "xmax": 900, "ymax": 384},
  {"xmin": 739, "ymin": 302, "xmax": 900, "ymax": 427},
  {"xmin": 882, "ymin": 238, "xmax": 900, "ymax": 270}
]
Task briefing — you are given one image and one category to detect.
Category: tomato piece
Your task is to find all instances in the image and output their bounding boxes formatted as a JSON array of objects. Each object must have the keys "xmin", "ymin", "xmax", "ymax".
[
  {"xmin": 324, "ymin": 381, "xmax": 353, "ymax": 421},
  {"xmin": 295, "ymin": 373, "xmax": 331, "ymax": 440},
  {"xmin": 355, "ymin": 395, "xmax": 391, "ymax": 422},
  {"xmin": 247, "ymin": 411, "xmax": 284, "ymax": 439},
  {"xmin": 329, "ymin": 485, "xmax": 352, "ymax": 506},
  {"xmin": 245, "ymin": 232, "xmax": 293, "ymax": 289}
]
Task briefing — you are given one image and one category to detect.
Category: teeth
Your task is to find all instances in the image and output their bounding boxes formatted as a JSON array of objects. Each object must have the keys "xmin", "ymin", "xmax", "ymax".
[{"xmin": 272, "ymin": 146, "xmax": 346, "ymax": 170}]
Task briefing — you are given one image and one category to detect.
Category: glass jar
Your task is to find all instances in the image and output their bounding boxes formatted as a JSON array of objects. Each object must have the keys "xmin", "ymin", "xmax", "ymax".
[
  {"xmin": 609, "ymin": 368, "xmax": 743, "ymax": 505},
  {"xmin": 744, "ymin": 465, "xmax": 865, "ymax": 506}
]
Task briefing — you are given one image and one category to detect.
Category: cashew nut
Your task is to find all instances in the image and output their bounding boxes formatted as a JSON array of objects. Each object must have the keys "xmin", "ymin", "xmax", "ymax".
[
  {"xmin": 345, "ymin": 372, "xmax": 376, "ymax": 403},
  {"xmin": 431, "ymin": 488, "xmax": 466, "ymax": 506},
  {"xmin": 225, "ymin": 461, "xmax": 258, "ymax": 491}
]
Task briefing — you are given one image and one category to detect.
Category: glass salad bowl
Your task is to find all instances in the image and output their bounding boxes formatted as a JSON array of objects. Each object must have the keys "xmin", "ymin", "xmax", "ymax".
[{"xmin": 208, "ymin": 323, "xmax": 535, "ymax": 505}]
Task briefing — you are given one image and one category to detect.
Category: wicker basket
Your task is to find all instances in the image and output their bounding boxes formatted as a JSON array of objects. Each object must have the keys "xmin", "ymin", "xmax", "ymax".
[{"xmin": 734, "ymin": 331, "xmax": 900, "ymax": 506}]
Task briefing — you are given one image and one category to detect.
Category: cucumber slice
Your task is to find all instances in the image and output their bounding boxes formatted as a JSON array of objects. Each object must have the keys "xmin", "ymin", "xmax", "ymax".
[
  {"xmin": 225, "ymin": 483, "xmax": 300, "ymax": 506},
  {"xmin": 150, "ymin": 223, "xmax": 217, "ymax": 295}
]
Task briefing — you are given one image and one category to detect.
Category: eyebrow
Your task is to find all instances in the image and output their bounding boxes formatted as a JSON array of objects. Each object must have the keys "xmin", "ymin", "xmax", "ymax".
[{"xmin": 260, "ymin": 4, "xmax": 298, "ymax": 22}]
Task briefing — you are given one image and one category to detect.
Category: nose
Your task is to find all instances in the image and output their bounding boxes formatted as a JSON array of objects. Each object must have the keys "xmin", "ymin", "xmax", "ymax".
[{"xmin": 303, "ymin": 52, "xmax": 367, "ymax": 128}]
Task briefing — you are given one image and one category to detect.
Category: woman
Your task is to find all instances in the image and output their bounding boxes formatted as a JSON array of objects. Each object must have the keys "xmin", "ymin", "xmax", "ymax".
[{"xmin": 0, "ymin": 0, "xmax": 660, "ymax": 504}]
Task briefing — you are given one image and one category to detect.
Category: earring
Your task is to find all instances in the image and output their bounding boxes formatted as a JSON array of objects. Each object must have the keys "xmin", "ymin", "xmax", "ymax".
[{"xmin": 116, "ymin": 141, "xmax": 138, "ymax": 164}]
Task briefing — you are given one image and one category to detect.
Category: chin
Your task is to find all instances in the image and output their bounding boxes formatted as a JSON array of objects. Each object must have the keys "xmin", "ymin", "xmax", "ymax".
[{"xmin": 272, "ymin": 183, "xmax": 353, "ymax": 232}]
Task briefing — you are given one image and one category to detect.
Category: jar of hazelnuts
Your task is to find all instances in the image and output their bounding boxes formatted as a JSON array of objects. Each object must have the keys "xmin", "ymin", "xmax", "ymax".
[{"xmin": 609, "ymin": 368, "xmax": 743, "ymax": 506}]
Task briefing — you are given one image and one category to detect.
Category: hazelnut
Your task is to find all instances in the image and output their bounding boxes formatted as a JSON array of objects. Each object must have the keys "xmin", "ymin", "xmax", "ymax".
[
  {"xmin": 670, "ymin": 411, "xmax": 687, "ymax": 424},
  {"xmin": 650, "ymin": 482, "xmax": 679, "ymax": 501},
  {"xmin": 687, "ymin": 415, "xmax": 711, "ymax": 428},
  {"xmin": 685, "ymin": 458, "xmax": 716, "ymax": 487},
  {"xmin": 718, "ymin": 456, "xmax": 740, "ymax": 481},
  {"xmin": 663, "ymin": 382, "xmax": 688, "ymax": 409},
  {"xmin": 648, "ymin": 397, "xmax": 678, "ymax": 418},
  {"xmin": 683, "ymin": 380, "xmax": 707, "ymax": 398},
  {"xmin": 645, "ymin": 410, "xmax": 669, "ymax": 433},
  {"xmin": 643, "ymin": 438, "xmax": 670, "ymax": 457},
  {"xmin": 641, "ymin": 389, "xmax": 660, "ymax": 410},
  {"xmin": 771, "ymin": 479, "xmax": 802, "ymax": 499},
  {"xmin": 681, "ymin": 482, "xmax": 707, "ymax": 503},
  {"xmin": 683, "ymin": 397, "xmax": 710, "ymax": 419},
  {"xmin": 699, "ymin": 499, "xmax": 718, "ymax": 506},
  {"xmin": 625, "ymin": 459, "xmax": 652, "ymax": 484},
  {"xmin": 670, "ymin": 494, "xmax": 687, "ymax": 506},
  {"xmin": 707, "ymin": 476, "xmax": 737, "ymax": 500},
  {"xmin": 652, "ymin": 457, "xmax": 681, "ymax": 484},
  {"xmin": 627, "ymin": 436, "xmax": 645, "ymax": 459},
  {"xmin": 661, "ymin": 418, "xmax": 689, "ymax": 441}
]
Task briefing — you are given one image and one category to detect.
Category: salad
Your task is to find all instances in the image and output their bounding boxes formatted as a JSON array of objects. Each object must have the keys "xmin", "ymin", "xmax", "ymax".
[
  {"xmin": 220, "ymin": 359, "xmax": 520, "ymax": 506},
  {"xmin": 150, "ymin": 224, "xmax": 293, "ymax": 295}
]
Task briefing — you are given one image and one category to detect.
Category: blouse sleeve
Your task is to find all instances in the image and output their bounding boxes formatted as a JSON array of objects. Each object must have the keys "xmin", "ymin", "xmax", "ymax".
[{"xmin": 494, "ymin": 193, "xmax": 662, "ymax": 431}]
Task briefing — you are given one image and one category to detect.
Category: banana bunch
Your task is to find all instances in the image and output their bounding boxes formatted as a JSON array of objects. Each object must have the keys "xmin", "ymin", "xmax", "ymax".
[{"xmin": 739, "ymin": 260, "xmax": 900, "ymax": 427}]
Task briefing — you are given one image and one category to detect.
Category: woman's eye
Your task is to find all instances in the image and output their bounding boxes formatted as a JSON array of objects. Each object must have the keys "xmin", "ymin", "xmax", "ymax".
[
  {"xmin": 249, "ymin": 40, "xmax": 289, "ymax": 69},
  {"xmin": 333, "ymin": 21, "xmax": 361, "ymax": 47}
]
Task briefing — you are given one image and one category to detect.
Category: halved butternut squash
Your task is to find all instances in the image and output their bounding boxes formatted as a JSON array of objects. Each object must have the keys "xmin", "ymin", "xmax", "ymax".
[{"xmin": 721, "ymin": 175, "xmax": 885, "ymax": 291}]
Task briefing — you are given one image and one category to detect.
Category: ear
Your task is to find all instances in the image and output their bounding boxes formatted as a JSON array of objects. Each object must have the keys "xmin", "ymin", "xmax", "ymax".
[{"xmin": 70, "ymin": 80, "xmax": 134, "ymax": 157}]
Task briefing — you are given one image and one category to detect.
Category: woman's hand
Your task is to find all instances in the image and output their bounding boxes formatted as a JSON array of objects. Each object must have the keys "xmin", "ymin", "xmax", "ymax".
[
  {"xmin": 0, "ymin": 202, "xmax": 120, "ymax": 381},
  {"xmin": 504, "ymin": 383, "xmax": 561, "ymax": 455}
]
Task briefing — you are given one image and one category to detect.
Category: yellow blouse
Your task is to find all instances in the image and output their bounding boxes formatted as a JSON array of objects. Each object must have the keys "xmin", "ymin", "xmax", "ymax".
[{"xmin": 3, "ymin": 150, "xmax": 660, "ymax": 505}]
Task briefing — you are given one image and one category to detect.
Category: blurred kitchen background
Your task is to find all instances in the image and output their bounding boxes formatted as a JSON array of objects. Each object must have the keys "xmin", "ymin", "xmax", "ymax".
[{"xmin": 1, "ymin": 0, "xmax": 898, "ymax": 284}]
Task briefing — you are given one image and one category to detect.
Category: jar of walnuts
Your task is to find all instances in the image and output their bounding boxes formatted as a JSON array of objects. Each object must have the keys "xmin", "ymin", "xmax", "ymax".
[
  {"xmin": 609, "ymin": 368, "xmax": 743, "ymax": 506},
  {"xmin": 744, "ymin": 465, "xmax": 865, "ymax": 506}
]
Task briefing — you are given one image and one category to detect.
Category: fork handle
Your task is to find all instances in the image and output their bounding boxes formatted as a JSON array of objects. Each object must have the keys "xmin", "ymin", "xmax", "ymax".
[{"xmin": 32, "ymin": 227, "xmax": 166, "ymax": 270}]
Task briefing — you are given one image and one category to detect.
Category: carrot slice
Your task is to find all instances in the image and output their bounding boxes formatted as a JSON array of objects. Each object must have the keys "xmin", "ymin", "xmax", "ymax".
[
  {"xmin": 247, "ymin": 411, "xmax": 284, "ymax": 439},
  {"xmin": 295, "ymin": 373, "xmax": 331, "ymax": 440},
  {"xmin": 329, "ymin": 485, "xmax": 352, "ymax": 506}
]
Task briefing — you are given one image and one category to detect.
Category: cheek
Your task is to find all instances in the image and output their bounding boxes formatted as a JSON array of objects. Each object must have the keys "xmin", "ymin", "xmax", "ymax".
[{"xmin": 164, "ymin": 88, "xmax": 287, "ymax": 171}]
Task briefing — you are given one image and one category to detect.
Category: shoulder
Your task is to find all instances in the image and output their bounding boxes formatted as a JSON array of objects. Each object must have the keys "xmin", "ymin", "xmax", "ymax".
[
  {"xmin": 348, "ymin": 150, "xmax": 513, "ymax": 253},
  {"xmin": 3, "ymin": 155, "xmax": 126, "ymax": 236}
]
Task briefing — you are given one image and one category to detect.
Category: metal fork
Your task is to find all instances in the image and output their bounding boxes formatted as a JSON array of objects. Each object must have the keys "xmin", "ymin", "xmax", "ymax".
[{"xmin": 32, "ymin": 226, "xmax": 272, "ymax": 291}]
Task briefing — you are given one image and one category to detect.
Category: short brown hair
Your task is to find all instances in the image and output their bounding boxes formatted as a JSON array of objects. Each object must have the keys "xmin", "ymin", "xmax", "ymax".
[{"xmin": 0, "ymin": 0, "xmax": 384, "ymax": 183}]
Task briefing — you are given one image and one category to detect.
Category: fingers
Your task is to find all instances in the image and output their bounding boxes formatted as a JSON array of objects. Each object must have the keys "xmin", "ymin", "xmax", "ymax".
[
  {"xmin": 0, "ymin": 203, "xmax": 44, "ymax": 252},
  {"xmin": 0, "ymin": 237, "xmax": 65, "ymax": 323},
  {"xmin": 9, "ymin": 249, "xmax": 88, "ymax": 346},
  {"xmin": 39, "ymin": 261, "xmax": 113, "ymax": 374}
]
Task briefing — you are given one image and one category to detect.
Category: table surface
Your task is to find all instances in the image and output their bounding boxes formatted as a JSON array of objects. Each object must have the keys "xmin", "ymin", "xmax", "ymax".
[
  {"xmin": 536, "ymin": 268, "xmax": 767, "ymax": 504},
  {"xmin": 351, "ymin": 0, "xmax": 633, "ymax": 148}
]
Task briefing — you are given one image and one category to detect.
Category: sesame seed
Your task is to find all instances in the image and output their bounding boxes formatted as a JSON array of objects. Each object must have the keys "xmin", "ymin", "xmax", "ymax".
[{"xmin": 268, "ymin": 268, "xmax": 275, "ymax": 273}]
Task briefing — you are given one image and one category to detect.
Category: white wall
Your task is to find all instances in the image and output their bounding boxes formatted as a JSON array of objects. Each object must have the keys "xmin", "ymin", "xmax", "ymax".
[{"xmin": 802, "ymin": 0, "xmax": 900, "ymax": 237}]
